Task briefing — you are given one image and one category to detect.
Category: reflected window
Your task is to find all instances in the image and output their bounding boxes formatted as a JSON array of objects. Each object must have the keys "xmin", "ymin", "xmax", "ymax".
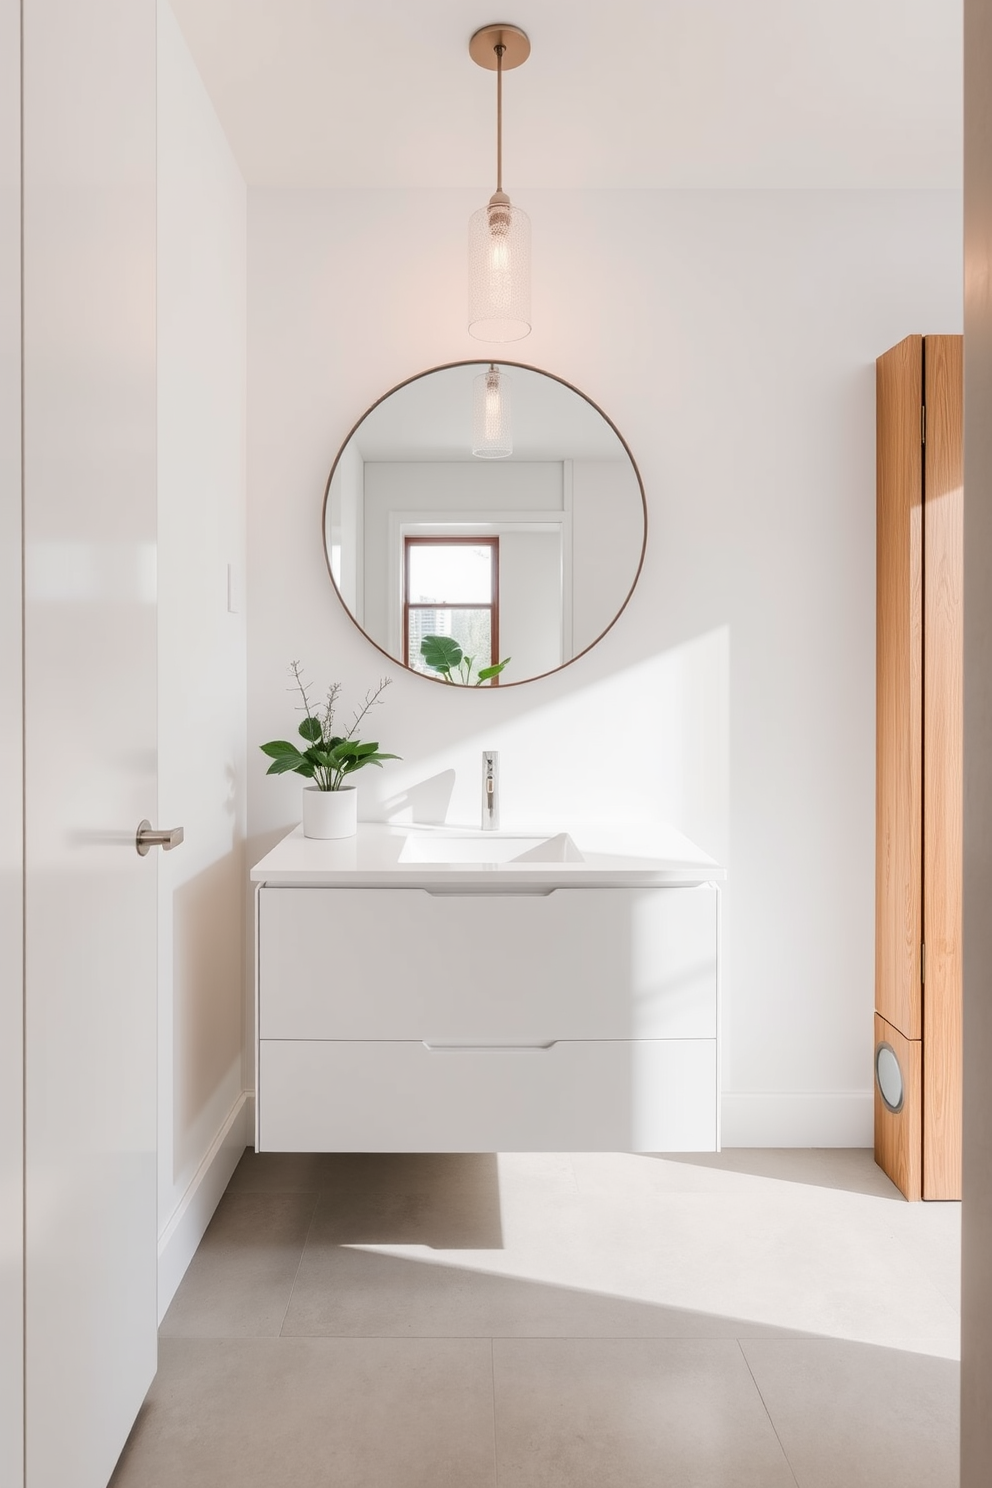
[{"xmin": 404, "ymin": 537, "xmax": 500, "ymax": 682}]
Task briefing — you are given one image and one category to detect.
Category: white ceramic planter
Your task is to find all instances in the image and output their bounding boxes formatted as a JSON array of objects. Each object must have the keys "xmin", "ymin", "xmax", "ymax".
[{"xmin": 302, "ymin": 785, "xmax": 357, "ymax": 839}]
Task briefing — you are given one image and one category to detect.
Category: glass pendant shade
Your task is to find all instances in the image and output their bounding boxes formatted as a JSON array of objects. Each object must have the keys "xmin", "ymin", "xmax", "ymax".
[
  {"xmin": 468, "ymin": 193, "xmax": 531, "ymax": 342},
  {"xmin": 472, "ymin": 365, "xmax": 512, "ymax": 458}
]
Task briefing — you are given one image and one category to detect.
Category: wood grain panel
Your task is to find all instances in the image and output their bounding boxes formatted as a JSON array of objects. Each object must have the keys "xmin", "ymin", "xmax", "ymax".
[
  {"xmin": 876, "ymin": 338, "xmax": 923, "ymax": 1039},
  {"xmin": 923, "ymin": 334, "xmax": 964, "ymax": 1200},
  {"xmin": 874, "ymin": 1013, "xmax": 922, "ymax": 1200}
]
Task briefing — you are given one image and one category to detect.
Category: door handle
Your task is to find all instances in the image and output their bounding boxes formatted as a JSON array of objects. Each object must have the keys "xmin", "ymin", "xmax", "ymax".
[{"xmin": 135, "ymin": 820, "xmax": 185, "ymax": 856}]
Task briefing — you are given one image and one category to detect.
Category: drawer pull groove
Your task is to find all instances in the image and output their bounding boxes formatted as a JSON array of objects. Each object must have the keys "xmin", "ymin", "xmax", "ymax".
[
  {"xmin": 422, "ymin": 1040, "xmax": 558, "ymax": 1052},
  {"xmin": 422, "ymin": 888, "xmax": 557, "ymax": 898}
]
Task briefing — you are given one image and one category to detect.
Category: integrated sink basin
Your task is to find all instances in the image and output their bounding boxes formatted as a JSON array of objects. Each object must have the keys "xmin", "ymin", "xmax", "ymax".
[
  {"xmin": 398, "ymin": 831, "xmax": 584, "ymax": 865},
  {"xmin": 250, "ymin": 821, "xmax": 724, "ymax": 887}
]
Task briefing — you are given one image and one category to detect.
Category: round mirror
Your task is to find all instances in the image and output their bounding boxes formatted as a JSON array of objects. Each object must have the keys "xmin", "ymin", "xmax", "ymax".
[
  {"xmin": 875, "ymin": 1042, "xmax": 904, "ymax": 1114},
  {"xmin": 322, "ymin": 361, "xmax": 647, "ymax": 687}
]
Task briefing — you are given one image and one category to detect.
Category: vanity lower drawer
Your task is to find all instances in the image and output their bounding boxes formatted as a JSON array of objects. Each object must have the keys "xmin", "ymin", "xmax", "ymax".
[
  {"xmin": 257, "ymin": 1038, "xmax": 718, "ymax": 1153},
  {"xmin": 257, "ymin": 885, "xmax": 718, "ymax": 1042}
]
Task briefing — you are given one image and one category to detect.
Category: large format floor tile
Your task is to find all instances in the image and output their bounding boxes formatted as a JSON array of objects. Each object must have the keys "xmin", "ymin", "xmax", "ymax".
[
  {"xmin": 879, "ymin": 1196, "xmax": 962, "ymax": 1310},
  {"xmin": 109, "ymin": 1336, "xmax": 497, "ymax": 1488},
  {"xmin": 119, "ymin": 1149, "xmax": 960, "ymax": 1488},
  {"xmin": 741, "ymin": 1337, "xmax": 959, "ymax": 1488},
  {"xmin": 660, "ymin": 1147, "xmax": 906, "ymax": 1198},
  {"xmin": 661, "ymin": 1149, "xmax": 962, "ymax": 1311},
  {"xmin": 159, "ymin": 1190, "xmax": 317, "ymax": 1337},
  {"xmin": 562, "ymin": 1153, "xmax": 960, "ymax": 1356},
  {"xmin": 281, "ymin": 1228, "xmax": 802, "ymax": 1339},
  {"xmin": 492, "ymin": 1337, "xmax": 797, "ymax": 1488},
  {"xmin": 270, "ymin": 1150, "xmax": 958, "ymax": 1355}
]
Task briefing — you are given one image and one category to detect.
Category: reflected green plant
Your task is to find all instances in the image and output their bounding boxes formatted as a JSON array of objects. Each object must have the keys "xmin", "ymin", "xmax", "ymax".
[{"xmin": 419, "ymin": 635, "xmax": 510, "ymax": 686}]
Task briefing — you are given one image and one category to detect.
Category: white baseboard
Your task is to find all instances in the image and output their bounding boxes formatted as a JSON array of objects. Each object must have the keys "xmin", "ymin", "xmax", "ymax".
[
  {"xmin": 721, "ymin": 1091, "xmax": 873, "ymax": 1148},
  {"xmin": 157, "ymin": 1091, "xmax": 251, "ymax": 1320}
]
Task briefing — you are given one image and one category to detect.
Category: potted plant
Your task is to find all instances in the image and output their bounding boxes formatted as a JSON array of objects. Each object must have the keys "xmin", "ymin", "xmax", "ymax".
[
  {"xmin": 260, "ymin": 662, "xmax": 399, "ymax": 838},
  {"xmin": 420, "ymin": 634, "xmax": 510, "ymax": 685}
]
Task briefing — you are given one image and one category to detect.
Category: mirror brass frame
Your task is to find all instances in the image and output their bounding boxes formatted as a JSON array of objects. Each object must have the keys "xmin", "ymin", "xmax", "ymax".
[{"xmin": 321, "ymin": 359, "xmax": 648, "ymax": 688}]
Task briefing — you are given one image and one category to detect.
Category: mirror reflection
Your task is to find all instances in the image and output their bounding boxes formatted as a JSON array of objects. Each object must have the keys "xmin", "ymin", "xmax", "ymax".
[{"xmin": 323, "ymin": 361, "xmax": 646, "ymax": 686}]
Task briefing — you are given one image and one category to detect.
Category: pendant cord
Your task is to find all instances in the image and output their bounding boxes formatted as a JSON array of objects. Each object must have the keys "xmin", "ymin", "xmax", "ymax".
[{"xmin": 495, "ymin": 42, "xmax": 505, "ymax": 192}]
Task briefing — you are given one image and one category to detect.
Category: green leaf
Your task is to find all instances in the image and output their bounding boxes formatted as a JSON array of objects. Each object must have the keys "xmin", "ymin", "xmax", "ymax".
[
  {"xmin": 352, "ymin": 741, "xmax": 380, "ymax": 756},
  {"xmin": 265, "ymin": 754, "xmax": 308, "ymax": 776},
  {"xmin": 476, "ymin": 658, "xmax": 511, "ymax": 682},
  {"xmin": 298, "ymin": 716, "xmax": 322, "ymax": 743},
  {"xmin": 340, "ymin": 750, "xmax": 401, "ymax": 775},
  {"xmin": 328, "ymin": 742, "xmax": 360, "ymax": 763},
  {"xmin": 260, "ymin": 740, "xmax": 302, "ymax": 759},
  {"xmin": 420, "ymin": 635, "xmax": 463, "ymax": 672}
]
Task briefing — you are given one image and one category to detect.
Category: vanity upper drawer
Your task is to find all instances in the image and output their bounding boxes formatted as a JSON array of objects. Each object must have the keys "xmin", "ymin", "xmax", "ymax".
[
  {"xmin": 257, "ymin": 1037, "xmax": 718, "ymax": 1153},
  {"xmin": 257, "ymin": 885, "xmax": 717, "ymax": 1042}
]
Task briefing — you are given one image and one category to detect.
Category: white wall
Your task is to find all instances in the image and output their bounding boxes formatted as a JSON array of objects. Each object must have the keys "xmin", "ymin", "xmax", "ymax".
[
  {"xmin": 499, "ymin": 530, "xmax": 563, "ymax": 679},
  {"xmin": 962, "ymin": 0, "xmax": 992, "ymax": 1477},
  {"xmin": 572, "ymin": 459, "xmax": 644, "ymax": 654},
  {"xmin": 362, "ymin": 459, "xmax": 562, "ymax": 666},
  {"xmin": 156, "ymin": 0, "xmax": 248, "ymax": 1312},
  {"xmin": 327, "ymin": 434, "xmax": 361, "ymax": 614},
  {"xmin": 247, "ymin": 187, "xmax": 961, "ymax": 1146},
  {"xmin": 0, "ymin": 0, "xmax": 22, "ymax": 1476}
]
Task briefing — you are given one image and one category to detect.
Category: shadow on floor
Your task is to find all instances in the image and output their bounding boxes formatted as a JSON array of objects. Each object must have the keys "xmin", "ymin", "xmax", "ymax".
[
  {"xmin": 659, "ymin": 1146, "xmax": 912, "ymax": 1198},
  {"xmin": 225, "ymin": 1148, "xmax": 505, "ymax": 1248}
]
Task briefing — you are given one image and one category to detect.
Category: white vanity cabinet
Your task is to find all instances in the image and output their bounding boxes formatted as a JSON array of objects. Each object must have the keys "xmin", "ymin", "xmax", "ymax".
[{"xmin": 251, "ymin": 826, "xmax": 722, "ymax": 1153}]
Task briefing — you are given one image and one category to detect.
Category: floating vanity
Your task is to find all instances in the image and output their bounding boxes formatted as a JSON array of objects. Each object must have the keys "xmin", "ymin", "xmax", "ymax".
[{"xmin": 251, "ymin": 822, "xmax": 724, "ymax": 1154}]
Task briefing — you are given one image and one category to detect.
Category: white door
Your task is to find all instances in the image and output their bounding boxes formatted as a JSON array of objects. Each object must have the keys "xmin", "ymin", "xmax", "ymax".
[
  {"xmin": 0, "ymin": 0, "xmax": 25, "ymax": 1481},
  {"xmin": 22, "ymin": 3, "xmax": 158, "ymax": 1485}
]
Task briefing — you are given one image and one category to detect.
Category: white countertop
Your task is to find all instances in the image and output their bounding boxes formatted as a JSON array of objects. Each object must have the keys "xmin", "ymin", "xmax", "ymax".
[{"xmin": 250, "ymin": 821, "xmax": 725, "ymax": 889}]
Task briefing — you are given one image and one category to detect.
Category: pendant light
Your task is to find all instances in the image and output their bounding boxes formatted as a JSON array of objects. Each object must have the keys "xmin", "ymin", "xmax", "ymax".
[
  {"xmin": 468, "ymin": 24, "xmax": 531, "ymax": 342},
  {"xmin": 472, "ymin": 363, "xmax": 512, "ymax": 458}
]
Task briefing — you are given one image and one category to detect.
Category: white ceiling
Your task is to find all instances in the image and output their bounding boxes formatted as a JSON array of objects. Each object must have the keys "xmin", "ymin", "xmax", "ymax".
[{"xmin": 169, "ymin": 0, "xmax": 962, "ymax": 190}]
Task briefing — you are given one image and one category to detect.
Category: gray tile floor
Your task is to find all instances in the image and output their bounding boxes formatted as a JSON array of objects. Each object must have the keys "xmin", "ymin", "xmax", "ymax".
[{"xmin": 110, "ymin": 1149, "xmax": 960, "ymax": 1487}]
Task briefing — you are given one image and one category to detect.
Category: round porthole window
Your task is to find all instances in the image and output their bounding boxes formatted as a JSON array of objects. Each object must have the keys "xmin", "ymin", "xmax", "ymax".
[{"xmin": 875, "ymin": 1042, "xmax": 904, "ymax": 1114}]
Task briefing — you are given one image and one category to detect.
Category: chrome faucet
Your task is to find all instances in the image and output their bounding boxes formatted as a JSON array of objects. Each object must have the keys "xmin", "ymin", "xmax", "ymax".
[{"xmin": 482, "ymin": 751, "xmax": 499, "ymax": 831}]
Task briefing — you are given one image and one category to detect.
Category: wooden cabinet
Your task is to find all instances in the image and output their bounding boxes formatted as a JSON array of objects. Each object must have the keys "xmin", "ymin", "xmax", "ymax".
[
  {"xmin": 875, "ymin": 334, "xmax": 962, "ymax": 1199},
  {"xmin": 254, "ymin": 882, "xmax": 720, "ymax": 1153}
]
